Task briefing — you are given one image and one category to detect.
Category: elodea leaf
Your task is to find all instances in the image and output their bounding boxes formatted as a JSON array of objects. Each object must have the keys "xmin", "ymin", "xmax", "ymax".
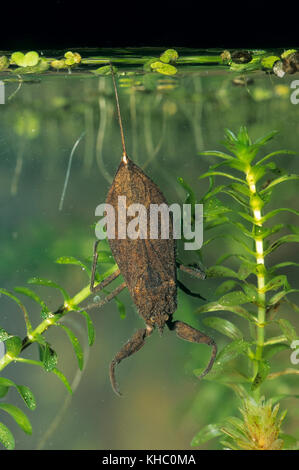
[
  {"xmin": 0, "ymin": 379, "xmax": 36, "ymax": 410},
  {"xmin": 72, "ymin": 309, "xmax": 95, "ymax": 346},
  {"xmin": 216, "ymin": 339, "xmax": 251, "ymax": 366},
  {"xmin": 28, "ymin": 277, "xmax": 70, "ymax": 301},
  {"xmin": 16, "ymin": 385, "xmax": 36, "ymax": 410},
  {"xmin": 276, "ymin": 319, "xmax": 298, "ymax": 344},
  {"xmin": 203, "ymin": 197, "xmax": 232, "ymax": 218},
  {"xmin": 217, "ymin": 290, "xmax": 250, "ymax": 306},
  {"xmin": 265, "ymin": 234, "xmax": 299, "ymax": 256},
  {"xmin": 263, "ymin": 275, "xmax": 290, "ymax": 293},
  {"xmin": 0, "ymin": 378, "xmax": 16, "ymax": 399},
  {"xmin": 268, "ymin": 288, "xmax": 299, "ymax": 306},
  {"xmin": 56, "ymin": 256, "xmax": 91, "ymax": 277},
  {"xmin": 191, "ymin": 423, "xmax": 223, "ymax": 446},
  {"xmin": 203, "ymin": 316, "xmax": 243, "ymax": 340},
  {"xmin": 0, "ymin": 404, "xmax": 32, "ymax": 434},
  {"xmin": 264, "ymin": 343, "xmax": 289, "ymax": 360},
  {"xmin": 57, "ymin": 324, "xmax": 84, "ymax": 370},
  {"xmin": 177, "ymin": 177, "xmax": 197, "ymax": 206},
  {"xmin": 0, "ymin": 378, "xmax": 16, "ymax": 388},
  {"xmin": 0, "ymin": 328, "xmax": 11, "ymax": 342},
  {"xmin": 0, "ymin": 288, "xmax": 31, "ymax": 331},
  {"xmin": 14, "ymin": 286, "xmax": 49, "ymax": 315},
  {"xmin": 261, "ymin": 207, "xmax": 299, "ymax": 223},
  {"xmin": 0, "ymin": 421, "xmax": 15, "ymax": 449},
  {"xmin": 260, "ymin": 174, "xmax": 299, "ymax": 195},
  {"xmin": 215, "ymin": 280, "xmax": 239, "ymax": 297},
  {"xmin": 51, "ymin": 368, "xmax": 72, "ymax": 395},
  {"xmin": 196, "ymin": 301, "xmax": 256, "ymax": 322},
  {"xmin": 251, "ymin": 360, "xmax": 270, "ymax": 390},
  {"xmin": 206, "ymin": 265, "xmax": 239, "ymax": 279},
  {"xmin": 40, "ymin": 344, "xmax": 58, "ymax": 372},
  {"xmin": 5, "ymin": 336, "xmax": 22, "ymax": 357}
]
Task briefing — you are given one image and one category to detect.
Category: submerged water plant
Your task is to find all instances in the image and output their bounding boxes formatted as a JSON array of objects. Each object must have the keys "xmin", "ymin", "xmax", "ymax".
[{"xmin": 185, "ymin": 127, "xmax": 299, "ymax": 449}]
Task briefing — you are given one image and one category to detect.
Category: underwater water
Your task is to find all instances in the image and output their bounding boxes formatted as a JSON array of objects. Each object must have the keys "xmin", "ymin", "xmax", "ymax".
[{"xmin": 0, "ymin": 48, "xmax": 299, "ymax": 450}]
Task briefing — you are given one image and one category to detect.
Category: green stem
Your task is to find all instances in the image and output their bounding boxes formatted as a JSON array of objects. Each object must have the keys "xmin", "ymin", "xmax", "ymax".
[
  {"xmin": 247, "ymin": 170, "xmax": 267, "ymax": 397},
  {"xmin": 0, "ymin": 265, "xmax": 118, "ymax": 373}
]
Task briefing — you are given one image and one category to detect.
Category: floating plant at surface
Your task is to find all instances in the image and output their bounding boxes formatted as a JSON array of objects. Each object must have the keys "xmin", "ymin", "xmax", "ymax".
[
  {"xmin": 0, "ymin": 48, "xmax": 298, "ymax": 79},
  {"xmin": 178, "ymin": 127, "xmax": 299, "ymax": 450}
]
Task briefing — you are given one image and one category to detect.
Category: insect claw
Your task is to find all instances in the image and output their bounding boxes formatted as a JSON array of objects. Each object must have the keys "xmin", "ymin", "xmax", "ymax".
[
  {"xmin": 109, "ymin": 360, "xmax": 122, "ymax": 397},
  {"xmin": 196, "ymin": 340, "xmax": 217, "ymax": 380},
  {"xmin": 109, "ymin": 328, "xmax": 149, "ymax": 395}
]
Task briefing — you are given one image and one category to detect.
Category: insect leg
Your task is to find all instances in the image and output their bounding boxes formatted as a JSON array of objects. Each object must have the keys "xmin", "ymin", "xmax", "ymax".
[
  {"xmin": 90, "ymin": 240, "xmax": 121, "ymax": 293},
  {"xmin": 110, "ymin": 326, "xmax": 153, "ymax": 396},
  {"xmin": 176, "ymin": 262, "xmax": 206, "ymax": 280},
  {"xmin": 80, "ymin": 281, "xmax": 127, "ymax": 312},
  {"xmin": 177, "ymin": 280, "xmax": 206, "ymax": 301},
  {"xmin": 167, "ymin": 319, "xmax": 217, "ymax": 379}
]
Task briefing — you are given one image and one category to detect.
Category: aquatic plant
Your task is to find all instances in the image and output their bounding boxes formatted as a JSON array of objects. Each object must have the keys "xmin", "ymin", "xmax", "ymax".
[{"xmin": 185, "ymin": 127, "xmax": 299, "ymax": 449}]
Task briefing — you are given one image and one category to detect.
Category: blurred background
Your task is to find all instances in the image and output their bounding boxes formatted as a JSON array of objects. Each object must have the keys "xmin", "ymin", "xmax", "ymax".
[{"xmin": 0, "ymin": 55, "xmax": 299, "ymax": 449}]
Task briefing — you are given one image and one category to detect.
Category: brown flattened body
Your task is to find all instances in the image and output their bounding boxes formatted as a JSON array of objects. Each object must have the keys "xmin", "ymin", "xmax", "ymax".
[{"xmin": 106, "ymin": 158, "xmax": 177, "ymax": 328}]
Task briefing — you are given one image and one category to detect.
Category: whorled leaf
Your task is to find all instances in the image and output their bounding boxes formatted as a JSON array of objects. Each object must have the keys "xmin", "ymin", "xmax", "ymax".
[
  {"xmin": 191, "ymin": 423, "xmax": 223, "ymax": 446},
  {"xmin": 14, "ymin": 286, "xmax": 49, "ymax": 316},
  {"xmin": 57, "ymin": 324, "xmax": 84, "ymax": 370},
  {"xmin": 39, "ymin": 343, "xmax": 58, "ymax": 372},
  {"xmin": 16, "ymin": 385, "xmax": 36, "ymax": 410},
  {"xmin": 0, "ymin": 288, "xmax": 32, "ymax": 332},
  {"xmin": 51, "ymin": 368, "xmax": 72, "ymax": 395},
  {"xmin": 0, "ymin": 421, "xmax": 15, "ymax": 450},
  {"xmin": 0, "ymin": 379, "xmax": 36, "ymax": 410},
  {"xmin": 196, "ymin": 300, "xmax": 256, "ymax": 322},
  {"xmin": 0, "ymin": 328, "xmax": 12, "ymax": 342},
  {"xmin": 177, "ymin": 177, "xmax": 197, "ymax": 207},
  {"xmin": 28, "ymin": 277, "xmax": 70, "ymax": 301},
  {"xmin": 263, "ymin": 275, "xmax": 290, "ymax": 293},
  {"xmin": 56, "ymin": 256, "xmax": 91, "ymax": 277},
  {"xmin": 261, "ymin": 208, "xmax": 299, "ymax": 224},
  {"xmin": 72, "ymin": 309, "xmax": 95, "ymax": 346},
  {"xmin": 203, "ymin": 316, "xmax": 243, "ymax": 340},
  {"xmin": 206, "ymin": 265, "xmax": 239, "ymax": 279},
  {"xmin": 255, "ymin": 149, "xmax": 296, "ymax": 167},
  {"xmin": 259, "ymin": 174, "xmax": 299, "ymax": 195},
  {"xmin": 5, "ymin": 336, "xmax": 22, "ymax": 358},
  {"xmin": 264, "ymin": 234, "xmax": 299, "ymax": 257},
  {"xmin": 215, "ymin": 280, "xmax": 239, "ymax": 296},
  {"xmin": 0, "ymin": 404, "xmax": 32, "ymax": 435},
  {"xmin": 263, "ymin": 343, "xmax": 289, "ymax": 360},
  {"xmin": 216, "ymin": 339, "xmax": 252, "ymax": 366},
  {"xmin": 217, "ymin": 290, "xmax": 250, "ymax": 307},
  {"xmin": 275, "ymin": 319, "xmax": 298, "ymax": 344}
]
